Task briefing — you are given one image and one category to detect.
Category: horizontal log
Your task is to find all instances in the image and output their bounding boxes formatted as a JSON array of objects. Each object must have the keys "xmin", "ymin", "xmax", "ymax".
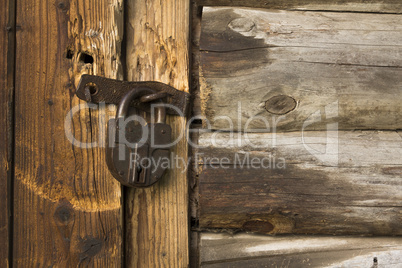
[
  {"xmin": 200, "ymin": 233, "xmax": 402, "ymax": 267},
  {"xmin": 197, "ymin": 0, "xmax": 402, "ymax": 13},
  {"xmin": 199, "ymin": 8, "xmax": 402, "ymax": 131},
  {"xmin": 196, "ymin": 131, "xmax": 402, "ymax": 235}
]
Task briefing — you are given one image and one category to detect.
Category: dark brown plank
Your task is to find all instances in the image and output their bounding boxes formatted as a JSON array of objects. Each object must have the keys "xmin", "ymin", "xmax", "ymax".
[
  {"xmin": 124, "ymin": 0, "xmax": 190, "ymax": 266},
  {"xmin": 197, "ymin": 0, "xmax": 402, "ymax": 13},
  {"xmin": 199, "ymin": 8, "xmax": 402, "ymax": 131},
  {"xmin": 196, "ymin": 131, "xmax": 402, "ymax": 235},
  {"xmin": 13, "ymin": 0, "xmax": 123, "ymax": 266},
  {"xmin": 190, "ymin": 3, "xmax": 204, "ymax": 267},
  {"xmin": 200, "ymin": 233, "xmax": 402, "ymax": 267},
  {"xmin": 0, "ymin": 0, "xmax": 14, "ymax": 266}
]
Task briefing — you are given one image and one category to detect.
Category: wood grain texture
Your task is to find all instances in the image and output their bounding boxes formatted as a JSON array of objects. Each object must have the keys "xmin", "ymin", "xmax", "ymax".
[
  {"xmin": 0, "ymin": 0, "xmax": 14, "ymax": 266},
  {"xmin": 196, "ymin": 131, "xmax": 402, "ymax": 235},
  {"xmin": 125, "ymin": 0, "xmax": 190, "ymax": 267},
  {"xmin": 13, "ymin": 0, "xmax": 123, "ymax": 266},
  {"xmin": 200, "ymin": 8, "xmax": 402, "ymax": 131},
  {"xmin": 200, "ymin": 233, "xmax": 402, "ymax": 267},
  {"xmin": 197, "ymin": 0, "xmax": 402, "ymax": 13}
]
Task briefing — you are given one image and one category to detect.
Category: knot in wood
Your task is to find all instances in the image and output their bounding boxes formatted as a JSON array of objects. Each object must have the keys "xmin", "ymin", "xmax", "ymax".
[
  {"xmin": 228, "ymin": 18, "xmax": 255, "ymax": 32},
  {"xmin": 265, "ymin": 95, "xmax": 297, "ymax": 115}
]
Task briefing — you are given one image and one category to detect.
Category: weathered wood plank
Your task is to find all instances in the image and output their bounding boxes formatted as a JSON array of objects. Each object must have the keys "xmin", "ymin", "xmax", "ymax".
[
  {"xmin": 200, "ymin": 8, "xmax": 402, "ymax": 131},
  {"xmin": 196, "ymin": 131, "xmax": 402, "ymax": 235},
  {"xmin": 0, "ymin": 0, "xmax": 14, "ymax": 266},
  {"xmin": 197, "ymin": 0, "xmax": 402, "ymax": 13},
  {"xmin": 125, "ymin": 0, "xmax": 190, "ymax": 266},
  {"xmin": 13, "ymin": 0, "xmax": 123, "ymax": 266},
  {"xmin": 200, "ymin": 233, "xmax": 402, "ymax": 267}
]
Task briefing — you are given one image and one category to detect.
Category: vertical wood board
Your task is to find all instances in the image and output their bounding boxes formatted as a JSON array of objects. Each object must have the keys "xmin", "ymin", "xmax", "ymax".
[
  {"xmin": 0, "ymin": 0, "xmax": 14, "ymax": 266},
  {"xmin": 125, "ymin": 0, "xmax": 190, "ymax": 267},
  {"xmin": 13, "ymin": 0, "xmax": 123, "ymax": 266}
]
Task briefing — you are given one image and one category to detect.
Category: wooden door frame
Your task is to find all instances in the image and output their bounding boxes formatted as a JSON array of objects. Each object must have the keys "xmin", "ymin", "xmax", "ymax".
[
  {"xmin": 123, "ymin": 0, "xmax": 191, "ymax": 266},
  {"xmin": 1, "ymin": 0, "xmax": 192, "ymax": 266}
]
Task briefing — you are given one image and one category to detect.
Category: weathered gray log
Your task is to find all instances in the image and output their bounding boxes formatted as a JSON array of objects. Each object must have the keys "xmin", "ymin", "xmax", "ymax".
[
  {"xmin": 197, "ymin": 0, "xmax": 402, "ymax": 13},
  {"xmin": 200, "ymin": 8, "xmax": 402, "ymax": 131},
  {"xmin": 200, "ymin": 233, "xmax": 402, "ymax": 267},
  {"xmin": 196, "ymin": 131, "xmax": 402, "ymax": 235}
]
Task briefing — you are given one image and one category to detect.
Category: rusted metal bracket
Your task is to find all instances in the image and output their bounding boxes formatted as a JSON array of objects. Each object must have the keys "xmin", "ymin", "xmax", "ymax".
[{"xmin": 76, "ymin": 75, "xmax": 190, "ymax": 115}]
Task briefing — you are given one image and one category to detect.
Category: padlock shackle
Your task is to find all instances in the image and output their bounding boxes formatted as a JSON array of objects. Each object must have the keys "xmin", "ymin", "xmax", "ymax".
[
  {"xmin": 116, "ymin": 87, "xmax": 166, "ymax": 123},
  {"xmin": 154, "ymin": 103, "xmax": 166, "ymax": 124}
]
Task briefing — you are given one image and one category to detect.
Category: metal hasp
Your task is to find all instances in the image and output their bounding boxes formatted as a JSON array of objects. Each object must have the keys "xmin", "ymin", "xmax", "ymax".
[{"xmin": 76, "ymin": 74, "xmax": 190, "ymax": 116}]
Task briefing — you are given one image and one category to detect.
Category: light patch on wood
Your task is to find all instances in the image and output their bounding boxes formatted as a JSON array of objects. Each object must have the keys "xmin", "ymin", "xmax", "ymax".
[
  {"xmin": 13, "ymin": 168, "xmax": 121, "ymax": 211},
  {"xmin": 200, "ymin": 233, "xmax": 402, "ymax": 267},
  {"xmin": 324, "ymin": 250, "xmax": 402, "ymax": 268},
  {"xmin": 245, "ymin": 238, "xmax": 347, "ymax": 253}
]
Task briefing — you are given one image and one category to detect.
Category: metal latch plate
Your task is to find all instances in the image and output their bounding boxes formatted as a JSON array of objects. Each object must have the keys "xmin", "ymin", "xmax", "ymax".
[{"xmin": 76, "ymin": 75, "xmax": 190, "ymax": 115}]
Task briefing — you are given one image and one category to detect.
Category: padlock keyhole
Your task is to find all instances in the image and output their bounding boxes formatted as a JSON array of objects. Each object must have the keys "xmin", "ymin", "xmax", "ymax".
[{"xmin": 136, "ymin": 163, "xmax": 147, "ymax": 184}]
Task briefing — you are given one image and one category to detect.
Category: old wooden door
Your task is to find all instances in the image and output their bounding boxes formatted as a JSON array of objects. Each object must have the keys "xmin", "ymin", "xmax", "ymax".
[
  {"xmin": 2, "ymin": 0, "xmax": 402, "ymax": 267},
  {"xmin": 1, "ymin": 0, "xmax": 189, "ymax": 266}
]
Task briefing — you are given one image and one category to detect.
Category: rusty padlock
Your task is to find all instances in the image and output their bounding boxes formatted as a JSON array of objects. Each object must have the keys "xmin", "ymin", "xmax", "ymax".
[{"xmin": 106, "ymin": 88, "xmax": 172, "ymax": 187}]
